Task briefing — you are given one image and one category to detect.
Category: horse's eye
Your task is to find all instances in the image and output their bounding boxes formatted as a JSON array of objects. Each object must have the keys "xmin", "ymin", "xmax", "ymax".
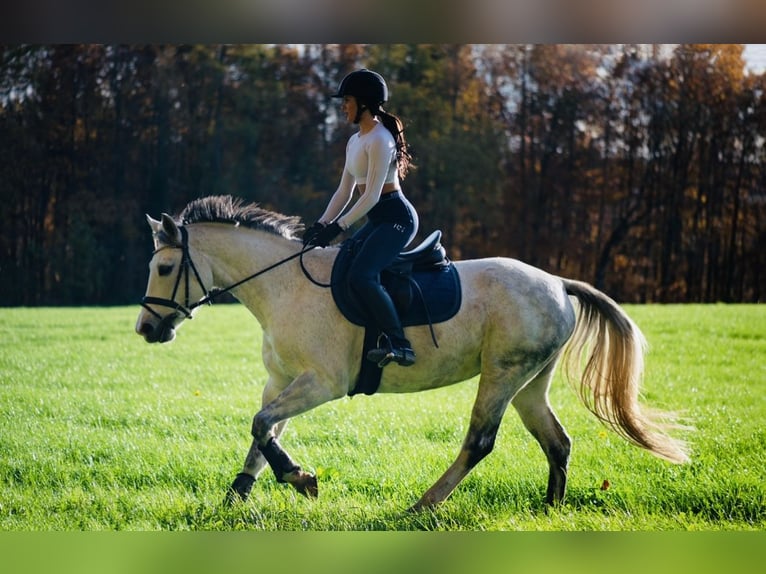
[{"xmin": 158, "ymin": 264, "xmax": 174, "ymax": 276}]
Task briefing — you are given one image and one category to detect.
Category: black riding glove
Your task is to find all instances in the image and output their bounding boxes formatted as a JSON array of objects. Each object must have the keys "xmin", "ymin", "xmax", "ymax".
[
  {"xmin": 302, "ymin": 221, "xmax": 325, "ymax": 247},
  {"xmin": 312, "ymin": 222, "xmax": 343, "ymax": 247}
]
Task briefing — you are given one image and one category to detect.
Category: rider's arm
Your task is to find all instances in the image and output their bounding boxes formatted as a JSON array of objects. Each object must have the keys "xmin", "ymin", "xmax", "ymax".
[{"xmin": 318, "ymin": 168, "xmax": 354, "ymax": 225}]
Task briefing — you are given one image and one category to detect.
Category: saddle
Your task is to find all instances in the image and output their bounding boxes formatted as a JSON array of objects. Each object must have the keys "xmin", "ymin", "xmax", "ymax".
[{"xmin": 331, "ymin": 230, "xmax": 462, "ymax": 396}]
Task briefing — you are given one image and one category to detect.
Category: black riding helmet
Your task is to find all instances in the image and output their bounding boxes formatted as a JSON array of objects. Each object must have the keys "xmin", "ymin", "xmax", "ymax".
[
  {"xmin": 333, "ymin": 69, "xmax": 388, "ymax": 123},
  {"xmin": 333, "ymin": 69, "xmax": 388, "ymax": 103}
]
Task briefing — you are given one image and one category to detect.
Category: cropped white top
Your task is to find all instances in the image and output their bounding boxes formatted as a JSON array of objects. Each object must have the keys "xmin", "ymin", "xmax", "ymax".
[
  {"xmin": 319, "ymin": 121, "xmax": 400, "ymax": 230},
  {"xmin": 345, "ymin": 121, "xmax": 399, "ymax": 186}
]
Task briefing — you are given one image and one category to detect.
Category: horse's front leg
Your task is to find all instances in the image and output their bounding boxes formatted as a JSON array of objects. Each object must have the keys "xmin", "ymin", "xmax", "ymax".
[
  {"xmin": 250, "ymin": 370, "xmax": 343, "ymax": 499},
  {"xmin": 225, "ymin": 419, "xmax": 287, "ymax": 504}
]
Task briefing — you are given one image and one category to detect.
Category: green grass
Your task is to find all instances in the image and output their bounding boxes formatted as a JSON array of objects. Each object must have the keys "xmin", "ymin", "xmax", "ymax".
[{"xmin": 0, "ymin": 304, "xmax": 764, "ymax": 530}]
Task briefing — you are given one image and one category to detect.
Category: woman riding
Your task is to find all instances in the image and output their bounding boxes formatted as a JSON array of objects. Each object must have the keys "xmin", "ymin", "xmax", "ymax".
[{"xmin": 303, "ymin": 68, "xmax": 418, "ymax": 367}]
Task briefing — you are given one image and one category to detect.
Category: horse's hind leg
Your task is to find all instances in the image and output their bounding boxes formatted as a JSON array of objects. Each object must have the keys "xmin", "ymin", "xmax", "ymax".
[
  {"xmin": 511, "ymin": 359, "xmax": 571, "ymax": 506},
  {"xmin": 411, "ymin": 372, "xmax": 517, "ymax": 511}
]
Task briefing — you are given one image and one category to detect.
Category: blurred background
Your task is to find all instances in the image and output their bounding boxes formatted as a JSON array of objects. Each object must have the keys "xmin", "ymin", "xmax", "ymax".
[{"xmin": 1, "ymin": 44, "xmax": 764, "ymax": 306}]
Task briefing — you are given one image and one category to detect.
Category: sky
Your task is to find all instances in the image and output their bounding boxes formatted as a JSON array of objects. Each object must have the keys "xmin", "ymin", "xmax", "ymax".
[{"xmin": 744, "ymin": 44, "xmax": 766, "ymax": 73}]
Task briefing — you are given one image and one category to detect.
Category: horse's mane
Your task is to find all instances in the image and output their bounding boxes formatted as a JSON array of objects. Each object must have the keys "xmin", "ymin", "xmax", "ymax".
[{"xmin": 178, "ymin": 195, "xmax": 303, "ymax": 240}]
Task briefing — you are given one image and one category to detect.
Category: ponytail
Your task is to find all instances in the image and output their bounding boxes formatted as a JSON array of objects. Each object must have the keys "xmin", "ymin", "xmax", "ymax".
[{"xmin": 369, "ymin": 104, "xmax": 414, "ymax": 179}]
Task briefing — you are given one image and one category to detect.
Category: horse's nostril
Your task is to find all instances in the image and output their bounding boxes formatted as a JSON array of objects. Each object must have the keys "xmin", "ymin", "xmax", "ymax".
[{"xmin": 139, "ymin": 322, "xmax": 154, "ymax": 335}]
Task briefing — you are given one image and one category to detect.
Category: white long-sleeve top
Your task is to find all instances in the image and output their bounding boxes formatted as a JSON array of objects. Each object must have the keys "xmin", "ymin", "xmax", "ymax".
[{"xmin": 320, "ymin": 121, "xmax": 399, "ymax": 230}]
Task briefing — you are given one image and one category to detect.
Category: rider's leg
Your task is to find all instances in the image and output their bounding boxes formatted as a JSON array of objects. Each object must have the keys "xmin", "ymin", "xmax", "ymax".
[
  {"xmin": 348, "ymin": 219, "xmax": 416, "ymax": 366},
  {"xmin": 351, "ymin": 270, "xmax": 415, "ymax": 366}
]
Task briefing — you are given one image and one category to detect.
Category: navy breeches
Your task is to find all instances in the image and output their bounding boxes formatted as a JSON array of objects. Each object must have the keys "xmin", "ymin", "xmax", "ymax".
[{"xmin": 347, "ymin": 192, "xmax": 418, "ymax": 342}]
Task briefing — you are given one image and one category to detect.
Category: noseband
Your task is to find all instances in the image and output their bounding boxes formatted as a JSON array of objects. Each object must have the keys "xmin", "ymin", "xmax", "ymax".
[
  {"xmin": 141, "ymin": 225, "xmax": 318, "ymax": 324},
  {"xmin": 141, "ymin": 226, "xmax": 212, "ymax": 322}
]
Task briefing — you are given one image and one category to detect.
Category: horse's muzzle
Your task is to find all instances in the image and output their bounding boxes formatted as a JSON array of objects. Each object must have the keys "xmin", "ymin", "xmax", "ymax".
[{"xmin": 136, "ymin": 315, "xmax": 178, "ymax": 344}]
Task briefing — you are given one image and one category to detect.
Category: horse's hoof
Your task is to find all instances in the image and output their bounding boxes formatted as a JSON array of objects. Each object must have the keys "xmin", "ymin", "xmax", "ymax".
[
  {"xmin": 285, "ymin": 470, "xmax": 318, "ymax": 498},
  {"xmin": 407, "ymin": 499, "xmax": 429, "ymax": 513},
  {"xmin": 296, "ymin": 473, "xmax": 318, "ymax": 498},
  {"xmin": 224, "ymin": 472, "xmax": 255, "ymax": 505}
]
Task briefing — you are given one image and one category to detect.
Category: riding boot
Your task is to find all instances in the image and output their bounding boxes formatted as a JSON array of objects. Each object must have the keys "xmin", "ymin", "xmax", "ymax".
[{"xmin": 356, "ymin": 282, "xmax": 416, "ymax": 367}]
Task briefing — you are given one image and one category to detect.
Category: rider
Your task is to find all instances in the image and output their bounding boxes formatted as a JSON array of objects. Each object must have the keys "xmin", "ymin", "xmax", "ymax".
[{"xmin": 303, "ymin": 69, "xmax": 419, "ymax": 367}]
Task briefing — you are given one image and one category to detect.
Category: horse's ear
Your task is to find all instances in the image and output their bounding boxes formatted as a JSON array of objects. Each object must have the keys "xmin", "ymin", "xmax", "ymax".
[
  {"xmin": 160, "ymin": 213, "xmax": 182, "ymax": 246},
  {"xmin": 146, "ymin": 214, "xmax": 162, "ymax": 235}
]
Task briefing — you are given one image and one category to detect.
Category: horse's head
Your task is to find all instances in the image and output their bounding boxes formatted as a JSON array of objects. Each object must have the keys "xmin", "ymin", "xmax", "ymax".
[{"xmin": 135, "ymin": 214, "xmax": 212, "ymax": 343}]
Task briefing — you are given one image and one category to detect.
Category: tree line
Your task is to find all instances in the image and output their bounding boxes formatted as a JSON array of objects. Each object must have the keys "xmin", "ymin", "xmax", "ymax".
[{"xmin": 1, "ymin": 44, "xmax": 764, "ymax": 306}]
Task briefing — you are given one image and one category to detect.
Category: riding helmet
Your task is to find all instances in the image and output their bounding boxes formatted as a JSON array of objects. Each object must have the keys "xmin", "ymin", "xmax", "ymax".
[{"xmin": 332, "ymin": 69, "xmax": 388, "ymax": 104}]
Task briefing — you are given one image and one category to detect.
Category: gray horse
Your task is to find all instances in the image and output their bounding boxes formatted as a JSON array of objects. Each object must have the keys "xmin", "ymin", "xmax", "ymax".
[{"xmin": 136, "ymin": 195, "xmax": 688, "ymax": 510}]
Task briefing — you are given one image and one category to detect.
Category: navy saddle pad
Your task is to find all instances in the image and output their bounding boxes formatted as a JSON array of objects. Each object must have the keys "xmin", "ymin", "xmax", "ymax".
[{"xmin": 330, "ymin": 230, "xmax": 462, "ymax": 329}]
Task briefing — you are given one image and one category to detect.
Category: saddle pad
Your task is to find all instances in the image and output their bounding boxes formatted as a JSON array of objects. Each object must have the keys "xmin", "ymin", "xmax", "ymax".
[
  {"xmin": 331, "ymin": 239, "xmax": 462, "ymax": 397},
  {"xmin": 330, "ymin": 241, "xmax": 462, "ymax": 328}
]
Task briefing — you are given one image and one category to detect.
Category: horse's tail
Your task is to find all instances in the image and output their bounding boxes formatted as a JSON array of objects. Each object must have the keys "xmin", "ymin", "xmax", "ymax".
[{"xmin": 561, "ymin": 278, "xmax": 690, "ymax": 464}]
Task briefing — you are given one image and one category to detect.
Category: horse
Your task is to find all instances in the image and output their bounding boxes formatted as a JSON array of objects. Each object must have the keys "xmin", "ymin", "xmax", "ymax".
[{"xmin": 135, "ymin": 195, "xmax": 689, "ymax": 510}]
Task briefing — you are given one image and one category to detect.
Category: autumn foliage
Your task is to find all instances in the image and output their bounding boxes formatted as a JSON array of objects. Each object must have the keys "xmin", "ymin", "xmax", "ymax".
[{"xmin": 1, "ymin": 44, "xmax": 764, "ymax": 305}]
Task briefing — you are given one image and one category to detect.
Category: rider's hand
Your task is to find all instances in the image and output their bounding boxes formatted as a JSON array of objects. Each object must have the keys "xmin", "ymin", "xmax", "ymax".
[
  {"xmin": 312, "ymin": 222, "xmax": 343, "ymax": 247},
  {"xmin": 302, "ymin": 221, "xmax": 325, "ymax": 247}
]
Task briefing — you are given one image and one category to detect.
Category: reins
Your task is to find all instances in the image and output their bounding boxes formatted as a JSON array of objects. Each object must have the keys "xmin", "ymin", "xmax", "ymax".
[
  {"xmin": 203, "ymin": 244, "xmax": 321, "ymax": 304},
  {"xmin": 299, "ymin": 249, "xmax": 334, "ymax": 288}
]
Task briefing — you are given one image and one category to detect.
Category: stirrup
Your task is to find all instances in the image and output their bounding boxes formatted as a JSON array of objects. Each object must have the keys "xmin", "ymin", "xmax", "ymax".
[{"xmin": 366, "ymin": 338, "xmax": 416, "ymax": 368}]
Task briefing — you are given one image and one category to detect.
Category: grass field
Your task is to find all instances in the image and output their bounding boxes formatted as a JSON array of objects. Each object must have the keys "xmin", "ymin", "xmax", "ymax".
[{"xmin": 0, "ymin": 303, "xmax": 764, "ymax": 531}]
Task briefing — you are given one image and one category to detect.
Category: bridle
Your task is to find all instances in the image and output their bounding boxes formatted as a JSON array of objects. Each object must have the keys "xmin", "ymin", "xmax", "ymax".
[
  {"xmin": 141, "ymin": 225, "xmax": 320, "ymax": 324},
  {"xmin": 140, "ymin": 226, "xmax": 213, "ymax": 322}
]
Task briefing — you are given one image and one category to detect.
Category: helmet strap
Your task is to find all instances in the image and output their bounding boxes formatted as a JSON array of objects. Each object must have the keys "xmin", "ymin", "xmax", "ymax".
[{"xmin": 353, "ymin": 104, "xmax": 367, "ymax": 124}]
